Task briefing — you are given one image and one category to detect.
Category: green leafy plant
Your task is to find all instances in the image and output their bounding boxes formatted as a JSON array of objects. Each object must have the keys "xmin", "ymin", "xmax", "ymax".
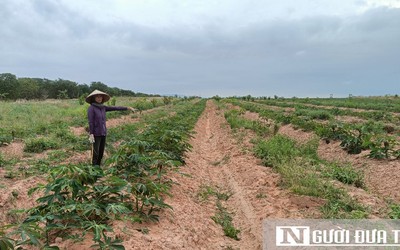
[
  {"xmin": 211, "ymin": 201, "xmax": 240, "ymax": 240},
  {"xmin": 368, "ymin": 136, "xmax": 398, "ymax": 159},
  {"xmin": 0, "ymin": 226, "xmax": 15, "ymax": 250},
  {"xmin": 78, "ymin": 94, "xmax": 86, "ymax": 105},
  {"xmin": 339, "ymin": 127, "xmax": 366, "ymax": 154},
  {"xmin": 0, "ymin": 133, "xmax": 13, "ymax": 146},
  {"xmin": 389, "ymin": 204, "xmax": 400, "ymax": 219},
  {"xmin": 4, "ymin": 164, "xmax": 129, "ymax": 248},
  {"xmin": 254, "ymin": 135, "xmax": 298, "ymax": 166},
  {"xmin": 323, "ymin": 162, "xmax": 365, "ymax": 188}
]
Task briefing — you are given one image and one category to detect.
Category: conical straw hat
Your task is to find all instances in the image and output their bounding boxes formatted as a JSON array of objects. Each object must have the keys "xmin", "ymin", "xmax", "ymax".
[{"xmin": 85, "ymin": 89, "xmax": 111, "ymax": 104}]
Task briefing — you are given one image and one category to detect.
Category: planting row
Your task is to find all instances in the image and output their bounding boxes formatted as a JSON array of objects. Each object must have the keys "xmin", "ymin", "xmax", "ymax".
[
  {"xmin": 252, "ymin": 98, "xmax": 400, "ymax": 124},
  {"xmin": 218, "ymin": 100, "xmax": 395, "ymax": 219},
  {"xmin": 0, "ymin": 99, "xmax": 206, "ymax": 249},
  {"xmin": 273, "ymin": 96, "xmax": 400, "ymax": 112},
  {"xmin": 233, "ymin": 95, "xmax": 400, "ymax": 112},
  {"xmin": 226, "ymin": 99, "xmax": 400, "ymax": 160}
]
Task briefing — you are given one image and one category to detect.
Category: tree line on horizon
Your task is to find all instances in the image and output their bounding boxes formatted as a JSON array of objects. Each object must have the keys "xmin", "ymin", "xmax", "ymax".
[{"xmin": 0, "ymin": 73, "xmax": 158, "ymax": 100}]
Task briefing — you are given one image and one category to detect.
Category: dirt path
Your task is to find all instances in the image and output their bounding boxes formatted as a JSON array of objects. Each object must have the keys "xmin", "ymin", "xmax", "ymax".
[
  {"xmin": 2, "ymin": 101, "xmax": 322, "ymax": 249},
  {"xmin": 239, "ymin": 106, "xmax": 396, "ymax": 213},
  {"xmin": 102, "ymin": 100, "xmax": 319, "ymax": 250}
]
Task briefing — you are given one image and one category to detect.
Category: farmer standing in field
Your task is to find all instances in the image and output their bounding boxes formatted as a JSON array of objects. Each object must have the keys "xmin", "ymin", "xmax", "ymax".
[{"xmin": 86, "ymin": 89, "xmax": 136, "ymax": 166}]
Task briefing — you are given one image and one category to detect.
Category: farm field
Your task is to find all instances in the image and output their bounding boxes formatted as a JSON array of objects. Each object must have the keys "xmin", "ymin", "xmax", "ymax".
[{"xmin": 1, "ymin": 96, "xmax": 400, "ymax": 249}]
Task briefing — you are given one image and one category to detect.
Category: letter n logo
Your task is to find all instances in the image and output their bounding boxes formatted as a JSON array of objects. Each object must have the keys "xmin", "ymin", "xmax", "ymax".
[{"xmin": 276, "ymin": 226, "xmax": 310, "ymax": 246}]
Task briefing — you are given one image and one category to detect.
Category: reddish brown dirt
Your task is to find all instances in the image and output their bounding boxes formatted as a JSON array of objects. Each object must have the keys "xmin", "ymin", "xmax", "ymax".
[
  {"xmin": 60, "ymin": 100, "xmax": 321, "ymax": 249},
  {"xmin": 0, "ymin": 141, "xmax": 25, "ymax": 160},
  {"xmin": 334, "ymin": 115, "xmax": 366, "ymax": 124},
  {"xmin": 233, "ymin": 106, "xmax": 395, "ymax": 215},
  {"xmin": 1, "ymin": 101, "xmax": 322, "ymax": 249},
  {"xmin": 277, "ymin": 119, "xmax": 400, "ymax": 206},
  {"xmin": 318, "ymin": 139, "xmax": 400, "ymax": 202},
  {"xmin": 0, "ymin": 175, "xmax": 45, "ymax": 224},
  {"xmin": 277, "ymin": 125, "xmax": 389, "ymax": 212}
]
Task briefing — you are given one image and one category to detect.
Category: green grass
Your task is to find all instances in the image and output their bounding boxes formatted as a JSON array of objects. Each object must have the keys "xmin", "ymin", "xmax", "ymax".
[
  {"xmin": 322, "ymin": 162, "xmax": 365, "ymax": 188},
  {"xmin": 0, "ymin": 97, "xmax": 172, "ymax": 141},
  {"xmin": 253, "ymin": 134, "xmax": 367, "ymax": 218},
  {"xmin": 197, "ymin": 183, "xmax": 237, "ymax": 239},
  {"xmin": 224, "ymin": 109, "xmax": 271, "ymax": 136},
  {"xmin": 211, "ymin": 201, "xmax": 241, "ymax": 240}
]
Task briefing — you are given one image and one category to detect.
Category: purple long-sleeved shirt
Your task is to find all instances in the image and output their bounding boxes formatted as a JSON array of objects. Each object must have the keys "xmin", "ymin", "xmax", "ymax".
[{"xmin": 87, "ymin": 104, "xmax": 127, "ymax": 136}]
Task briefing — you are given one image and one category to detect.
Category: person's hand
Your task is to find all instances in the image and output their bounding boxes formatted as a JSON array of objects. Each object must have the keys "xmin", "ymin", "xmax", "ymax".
[
  {"xmin": 89, "ymin": 134, "xmax": 95, "ymax": 144},
  {"xmin": 128, "ymin": 107, "xmax": 138, "ymax": 112}
]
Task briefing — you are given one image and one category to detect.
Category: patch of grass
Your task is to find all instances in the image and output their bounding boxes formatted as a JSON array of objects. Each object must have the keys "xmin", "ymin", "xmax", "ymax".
[
  {"xmin": 215, "ymin": 189, "xmax": 233, "ymax": 201},
  {"xmin": 253, "ymin": 134, "xmax": 368, "ymax": 218},
  {"xmin": 197, "ymin": 184, "xmax": 233, "ymax": 202},
  {"xmin": 24, "ymin": 137, "xmax": 60, "ymax": 153},
  {"xmin": 254, "ymin": 134, "xmax": 298, "ymax": 166},
  {"xmin": 198, "ymin": 184, "xmax": 238, "ymax": 239},
  {"xmin": 321, "ymin": 197, "xmax": 368, "ymax": 219},
  {"xmin": 198, "ymin": 184, "xmax": 216, "ymax": 201},
  {"xmin": 47, "ymin": 150, "xmax": 70, "ymax": 163},
  {"xmin": 0, "ymin": 153, "xmax": 6, "ymax": 168},
  {"xmin": 322, "ymin": 162, "xmax": 365, "ymax": 188},
  {"xmin": 224, "ymin": 110, "xmax": 270, "ymax": 136},
  {"xmin": 211, "ymin": 201, "xmax": 240, "ymax": 240},
  {"xmin": 4, "ymin": 171, "xmax": 17, "ymax": 179},
  {"xmin": 388, "ymin": 204, "xmax": 400, "ymax": 219}
]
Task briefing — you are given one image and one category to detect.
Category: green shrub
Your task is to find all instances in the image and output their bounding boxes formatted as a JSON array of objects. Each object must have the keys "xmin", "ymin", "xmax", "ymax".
[
  {"xmin": 0, "ymin": 132, "xmax": 13, "ymax": 146},
  {"xmin": 389, "ymin": 204, "xmax": 400, "ymax": 219},
  {"xmin": 254, "ymin": 135, "xmax": 298, "ymax": 166},
  {"xmin": 78, "ymin": 94, "xmax": 86, "ymax": 105},
  {"xmin": 323, "ymin": 162, "xmax": 365, "ymax": 188},
  {"xmin": 24, "ymin": 137, "xmax": 60, "ymax": 153},
  {"xmin": 368, "ymin": 136, "xmax": 398, "ymax": 159},
  {"xmin": 110, "ymin": 97, "xmax": 116, "ymax": 106}
]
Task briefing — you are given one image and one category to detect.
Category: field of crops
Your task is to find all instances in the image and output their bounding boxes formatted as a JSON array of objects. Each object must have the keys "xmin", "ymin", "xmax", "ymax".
[{"xmin": 1, "ymin": 96, "xmax": 400, "ymax": 249}]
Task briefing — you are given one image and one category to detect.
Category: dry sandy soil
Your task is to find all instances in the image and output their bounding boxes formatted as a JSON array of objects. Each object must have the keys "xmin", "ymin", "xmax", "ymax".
[
  {"xmin": 4, "ymin": 100, "xmax": 399, "ymax": 249},
  {"xmin": 1, "ymin": 101, "xmax": 322, "ymax": 249},
  {"xmin": 240, "ymin": 106, "xmax": 399, "ymax": 214}
]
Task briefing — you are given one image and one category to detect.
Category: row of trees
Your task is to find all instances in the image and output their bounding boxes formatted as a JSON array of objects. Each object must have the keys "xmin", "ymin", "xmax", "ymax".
[{"xmin": 0, "ymin": 73, "xmax": 155, "ymax": 100}]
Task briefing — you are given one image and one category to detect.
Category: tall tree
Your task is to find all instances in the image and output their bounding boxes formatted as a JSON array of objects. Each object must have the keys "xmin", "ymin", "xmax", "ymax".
[
  {"xmin": 55, "ymin": 79, "xmax": 79, "ymax": 98},
  {"xmin": 90, "ymin": 81, "xmax": 109, "ymax": 92},
  {"xmin": 0, "ymin": 73, "xmax": 19, "ymax": 99},
  {"xmin": 18, "ymin": 78, "xmax": 39, "ymax": 99}
]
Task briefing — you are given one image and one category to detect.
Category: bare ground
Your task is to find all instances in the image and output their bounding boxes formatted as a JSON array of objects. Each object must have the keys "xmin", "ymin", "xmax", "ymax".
[
  {"xmin": 3, "ymin": 100, "xmax": 398, "ymax": 249},
  {"xmin": 236, "ymin": 106, "xmax": 397, "ymax": 215},
  {"xmin": 7, "ymin": 100, "xmax": 398, "ymax": 248},
  {"xmin": 64, "ymin": 100, "xmax": 318, "ymax": 249},
  {"xmin": 279, "ymin": 125, "xmax": 400, "ymax": 202},
  {"xmin": 1, "ymin": 101, "xmax": 322, "ymax": 249}
]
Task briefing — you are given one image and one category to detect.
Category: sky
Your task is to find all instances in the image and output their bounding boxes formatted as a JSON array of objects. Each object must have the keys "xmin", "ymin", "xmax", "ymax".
[{"xmin": 1, "ymin": 0, "xmax": 399, "ymax": 97}]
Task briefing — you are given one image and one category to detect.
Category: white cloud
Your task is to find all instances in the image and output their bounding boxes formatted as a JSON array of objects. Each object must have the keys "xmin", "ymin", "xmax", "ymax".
[
  {"xmin": 364, "ymin": 0, "xmax": 400, "ymax": 8},
  {"xmin": 1, "ymin": 0, "xmax": 399, "ymax": 97}
]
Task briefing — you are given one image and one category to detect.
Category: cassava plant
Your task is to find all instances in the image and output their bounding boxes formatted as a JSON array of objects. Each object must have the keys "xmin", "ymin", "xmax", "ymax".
[{"xmin": 5, "ymin": 164, "xmax": 128, "ymax": 249}]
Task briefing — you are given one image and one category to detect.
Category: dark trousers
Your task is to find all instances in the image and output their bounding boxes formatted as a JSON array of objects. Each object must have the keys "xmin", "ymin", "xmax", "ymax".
[{"xmin": 92, "ymin": 136, "xmax": 106, "ymax": 166}]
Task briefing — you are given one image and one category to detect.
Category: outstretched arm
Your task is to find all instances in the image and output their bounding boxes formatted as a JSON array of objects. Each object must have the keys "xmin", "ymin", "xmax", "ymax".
[
  {"xmin": 127, "ymin": 107, "xmax": 138, "ymax": 112},
  {"xmin": 105, "ymin": 106, "xmax": 137, "ymax": 112}
]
